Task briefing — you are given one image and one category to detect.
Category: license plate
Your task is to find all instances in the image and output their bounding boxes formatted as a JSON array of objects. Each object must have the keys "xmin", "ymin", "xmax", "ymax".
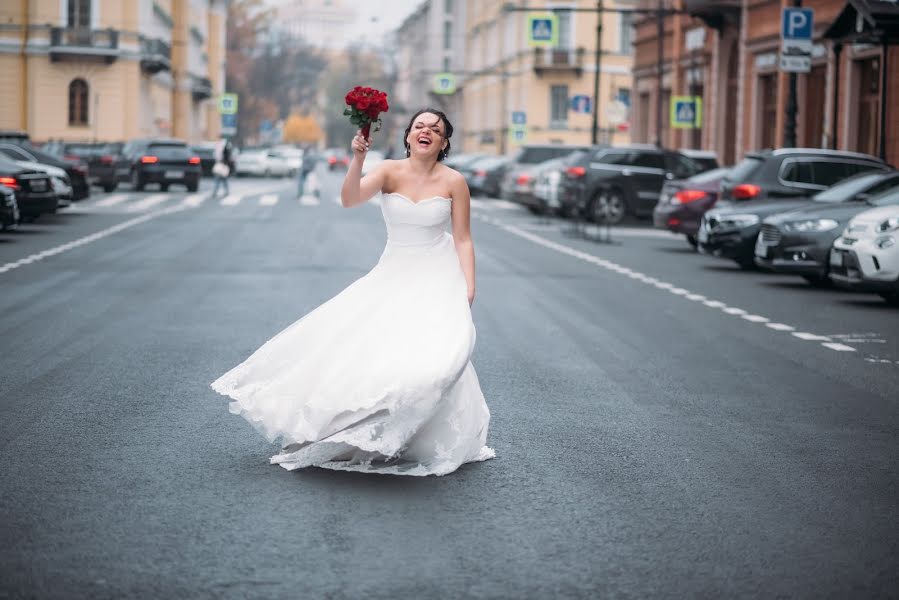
[
  {"xmin": 698, "ymin": 227, "xmax": 708, "ymax": 243},
  {"xmin": 165, "ymin": 170, "xmax": 183, "ymax": 179},
  {"xmin": 830, "ymin": 250, "xmax": 844, "ymax": 267},
  {"xmin": 754, "ymin": 239, "xmax": 769, "ymax": 259},
  {"xmin": 30, "ymin": 180, "xmax": 47, "ymax": 192}
]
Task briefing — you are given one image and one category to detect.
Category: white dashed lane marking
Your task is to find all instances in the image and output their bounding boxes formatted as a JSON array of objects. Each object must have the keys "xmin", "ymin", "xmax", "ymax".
[{"xmin": 475, "ymin": 214, "xmax": 859, "ymax": 354}]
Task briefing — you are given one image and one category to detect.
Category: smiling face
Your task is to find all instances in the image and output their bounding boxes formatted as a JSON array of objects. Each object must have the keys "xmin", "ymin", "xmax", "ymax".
[{"xmin": 406, "ymin": 112, "xmax": 447, "ymax": 160}]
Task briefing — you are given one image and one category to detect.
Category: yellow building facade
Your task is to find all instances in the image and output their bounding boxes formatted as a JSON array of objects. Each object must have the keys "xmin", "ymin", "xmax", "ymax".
[
  {"xmin": 462, "ymin": 0, "xmax": 634, "ymax": 154},
  {"xmin": 0, "ymin": 0, "xmax": 226, "ymax": 143}
]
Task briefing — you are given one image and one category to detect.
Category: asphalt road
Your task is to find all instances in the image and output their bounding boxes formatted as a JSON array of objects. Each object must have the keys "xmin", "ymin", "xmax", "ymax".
[{"xmin": 1, "ymin": 169, "xmax": 897, "ymax": 599}]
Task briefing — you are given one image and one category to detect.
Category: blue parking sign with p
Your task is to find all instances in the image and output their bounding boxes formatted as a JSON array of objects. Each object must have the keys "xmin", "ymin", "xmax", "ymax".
[{"xmin": 782, "ymin": 8, "xmax": 814, "ymax": 41}]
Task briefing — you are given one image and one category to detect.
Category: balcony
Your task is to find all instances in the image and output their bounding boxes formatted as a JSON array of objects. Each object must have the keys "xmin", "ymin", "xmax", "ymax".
[
  {"xmin": 49, "ymin": 27, "xmax": 120, "ymax": 63},
  {"xmin": 533, "ymin": 47, "xmax": 585, "ymax": 77},
  {"xmin": 140, "ymin": 37, "xmax": 171, "ymax": 74},
  {"xmin": 191, "ymin": 75, "xmax": 213, "ymax": 101},
  {"xmin": 683, "ymin": 0, "xmax": 742, "ymax": 30}
]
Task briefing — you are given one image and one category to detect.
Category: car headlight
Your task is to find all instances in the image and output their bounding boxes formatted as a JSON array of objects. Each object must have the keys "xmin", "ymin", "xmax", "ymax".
[
  {"xmin": 718, "ymin": 213, "xmax": 759, "ymax": 228},
  {"xmin": 875, "ymin": 236, "xmax": 895, "ymax": 249},
  {"xmin": 876, "ymin": 217, "xmax": 899, "ymax": 233},
  {"xmin": 782, "ymin": 218, "xmax": 839, "ymax": 232}
]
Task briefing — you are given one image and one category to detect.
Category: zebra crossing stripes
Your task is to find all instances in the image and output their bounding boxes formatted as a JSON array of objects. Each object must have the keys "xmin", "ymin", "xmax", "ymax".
[
  {"xmin": 125, "ymin": 193, "xmax": 169, "ymax": 213},
  {"xmin": 220, "ymin": 194, "xmax": 242, "ymax": 206},
  {"xmin": 299, "ymin": 195, "xmax": 320, "ymax": 206},
  {"xmin": 259, "ymin": 194, "xmax": 279, "ymax": 206},
  {"xmin": 92, "ymin": 193, "xmax": 131, "ymax": 207}
]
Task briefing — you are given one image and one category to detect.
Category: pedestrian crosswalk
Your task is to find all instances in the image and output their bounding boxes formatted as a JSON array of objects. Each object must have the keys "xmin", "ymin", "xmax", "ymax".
[{"xmin": 65, "ymin": 188, "xmax": 526, "ymax": 216}]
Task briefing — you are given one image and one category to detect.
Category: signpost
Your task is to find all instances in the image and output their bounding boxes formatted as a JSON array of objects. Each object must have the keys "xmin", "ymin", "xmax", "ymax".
[
  {"xmin": 780, "ymin": 7, "xmax": 814, "ymax": 73},
  {"xmin": 509, "ymin": 111, "xmax": 527, "ymax": 144},
  {"xmin": 220, "ymin": 113, "xmax": 237, "ymax": 136},
  {"xmin": 527, "ymin": 13, "xmax": 558, "ymax": 48},
  {"xmin": 432, "ymin": 73, "xmax": 457, "ymax": 95},
  {"xmin": 511, "ymin": 111, "xmax": 527, "ymax": 125},
  {"xmin": 219, "ymin": 93, "xmax": 238, "ymax": 136},
  {"xmin": 670, "ymin": 96, "xmax": 702, "ymax": 129},
  {"xmin": 570, "ymin": 95, "xmax": 592, "ymax": 114}
]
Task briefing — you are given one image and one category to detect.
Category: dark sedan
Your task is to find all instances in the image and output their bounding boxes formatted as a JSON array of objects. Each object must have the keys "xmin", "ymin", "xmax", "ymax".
[
  {"xmin": 43, "ymin": 141, "xmax": 123, "ymax": 192},
  {"xmin": 115, "ymin": 139, "xmax": 201, "ymax": 191},
  {"xmin": 653, "ymin": 167, "xmax": 729, "ymax": 247},
  {"xmin": 0, "ymin": 156, "xmax": 57, "ymax": 222},
  {"xmin": 754, "ymin": 171, "xmax": 899, "ymax": 284},
  {"xmin": 0, "ymin": 184, "xmax": 19, "ymax": 230},
  {"xmin": 0, "ymin": 141, "xmax": 90, "ymax": 200},
  {"xmin": 191, "ymin": 144, "xmax": 217, "ymax": 177},
  {"xmin": 466, "ymin": 155, "xmax": 512, "ymax": 198}
]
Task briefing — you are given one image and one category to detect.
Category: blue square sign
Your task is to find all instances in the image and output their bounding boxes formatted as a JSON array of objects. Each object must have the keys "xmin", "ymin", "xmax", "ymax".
[
  {"xmin": 782, "ymin": 8, "xmax": 814, "ymax": 41},
  {"xmin": 511, "ymin": 111, "xmax": 527, "ymax": 125}
]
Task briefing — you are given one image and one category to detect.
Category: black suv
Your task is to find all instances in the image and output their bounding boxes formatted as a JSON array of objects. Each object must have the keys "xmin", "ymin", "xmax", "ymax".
[
  {"xmin": 0, "ymin": 140, "xmax": 90, "ymax": 200},
  {"xmin": 43, "ymin": 141, "xmax": 123, "ymax": 192},
  {"xmin": 558, "ymin": 144, "xmax": 715, "ymax": 224},
  {"xmin": 115, "ymin": 139, "xmax": 201, "ymax": 191},
  {"xmin": 699, "ymin": 148, "xmax": 889, "ymax": 267}
]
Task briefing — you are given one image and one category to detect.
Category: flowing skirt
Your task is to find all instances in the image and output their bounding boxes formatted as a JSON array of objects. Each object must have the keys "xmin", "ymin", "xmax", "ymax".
[{"xmin": 211, "ymin": 231, "xmax": 495, "ymax": 476}]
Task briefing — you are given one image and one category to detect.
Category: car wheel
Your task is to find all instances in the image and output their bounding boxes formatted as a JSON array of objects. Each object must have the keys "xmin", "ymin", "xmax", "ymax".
[
  {"xmin": 736, "ymin": 257, "xmax": 757, "ymax": 270},
  {"xmin": 187, "ymin": 181, "xmax": 198, "ymax": 192},
  {"xmin": 686, "ymin": 234, "xmax": 698, "ymax": 248},
  {"xmin": 802, "ymin": 274, "xmax": 832, "ymax": 287},
  {"xmin": 591, "ymin": 188, "xmax": 626, "ymax": 225},
  {"xmin": 131, "ymin": 170, "xmax": 144, "ymax": 191},
  {"xmin": 878, "ymin": 291, "xmax": 899, "ymax": 306},
  {"xmin": 160, "ymin": 184, "xmax": 169, "ymax": 192}
]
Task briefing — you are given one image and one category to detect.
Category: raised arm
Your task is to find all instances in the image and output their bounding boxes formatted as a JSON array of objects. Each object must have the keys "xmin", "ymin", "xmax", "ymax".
[
  {"xmin": 340, "ymin": 131, "xmax": 388, "ymax": 208},
  {"xmin": 449, "ymin": 171, "xmax": 476, "ymax": 306}
]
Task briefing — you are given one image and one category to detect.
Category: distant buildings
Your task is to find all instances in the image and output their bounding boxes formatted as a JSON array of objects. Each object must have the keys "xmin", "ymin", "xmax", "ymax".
[
  {"xmin": 271, "ymin": 0, "xmax": 357, "ymax": 50},
  {"xmin": 0, "ymin": 0, "xmax": 227, "ymax": 143}
]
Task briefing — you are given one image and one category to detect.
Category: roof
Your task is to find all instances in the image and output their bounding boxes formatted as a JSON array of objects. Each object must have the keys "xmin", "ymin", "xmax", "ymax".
[
  {"xmin": 824, "ymin": 0, "xmax": 899, "ymax": 44},
  {"xmin": 747, "ymin": 147, "xmax": 887, "ymax": 162}
]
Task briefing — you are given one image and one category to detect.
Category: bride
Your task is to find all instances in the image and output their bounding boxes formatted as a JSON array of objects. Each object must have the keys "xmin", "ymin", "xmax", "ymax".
[{"xmin": 211, "ymin": 108, "xmax": 495, "ymax": 476}]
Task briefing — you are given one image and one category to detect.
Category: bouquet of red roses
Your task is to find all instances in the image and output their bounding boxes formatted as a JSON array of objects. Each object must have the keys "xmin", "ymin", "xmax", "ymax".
[{"xmin": 343, "ymin": 86, "xmax": 389, "ymax": 139}]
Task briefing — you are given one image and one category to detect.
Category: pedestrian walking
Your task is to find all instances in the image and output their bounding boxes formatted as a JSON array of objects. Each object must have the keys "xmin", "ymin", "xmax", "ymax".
[
  {"xmin": 297, "ymin": 146, "xmax": 318, "ymax": 198},
  {"xmin": 211, "ymin": 137, "xmax": 232, "ymax": 198},
  {"xmin": 211, "ymin": 108, "xmax": 494, "ymax": 476}
]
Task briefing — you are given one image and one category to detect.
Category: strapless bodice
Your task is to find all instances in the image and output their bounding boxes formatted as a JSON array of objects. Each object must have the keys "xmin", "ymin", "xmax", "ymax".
[{"xmin": 380, "ymin": 192, "xmax": 452, "ymax": 246}]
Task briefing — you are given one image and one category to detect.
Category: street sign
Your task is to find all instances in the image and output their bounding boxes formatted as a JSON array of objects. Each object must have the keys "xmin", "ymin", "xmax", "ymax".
[
  {"xmin": 511, "ymin": 111, "xmax": 527, "ymax": 125},
  {"xmin": 607, "ymin": 100, "xmax": 628, "ymax": 126},
  {"xmin": 218, "ymin": 93, "xmax": 238, "ymax": 115},
  {"xmin": 780, "ymin": 7, "xmax": 813, "ymax": 73},
  {"xmin": 432, "ymin": 72, "xmax": 457, "ymax": 95},
  {"xmin": 527, "ymin": 13, "xmax": 558, "ymax": 48},
  {"xmin": 509, "ymin": 125, "xmax": 528, "ymax": 144},
  {"xmin": 670, "ymin": 96, "xmax": 702, "ymax": 129},
  {"xmin": 570, "ymin": 95, "xmax": 592, "ymax": 114},
  {"xmin": 220, "ymin": 113, "xmax": 237, "ymax": 136}
]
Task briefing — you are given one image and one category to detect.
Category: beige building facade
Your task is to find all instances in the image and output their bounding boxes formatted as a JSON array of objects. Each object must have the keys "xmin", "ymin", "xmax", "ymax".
[
  {"xmin": 462, "ymin": 0, "xmax": 635, "ymax": 155},
  {"xmin": 0, "ymin": 0, "xmax": 226, "ymax": 144}
]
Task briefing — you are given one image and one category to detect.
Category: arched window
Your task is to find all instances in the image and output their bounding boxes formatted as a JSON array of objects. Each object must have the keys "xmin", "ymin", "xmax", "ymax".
[{"xmin": 68, "ymin": 79, "xmax": 89, "ymax": 126}]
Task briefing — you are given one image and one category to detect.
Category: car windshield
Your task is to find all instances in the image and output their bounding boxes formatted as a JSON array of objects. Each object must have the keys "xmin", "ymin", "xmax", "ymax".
[
  {"xmin": 149, "ymin": 143, "xmax": 189, "ymax": 159},
  {"xmin": 812, "ymin": 172, "xmax": 891, "ymax": 203},
  {"xmin": 688, "ymin": 167, "xmax": 729, "ymax": 183},
  {"xmin": 724, "ymin": 157, "xmax": 763, "ymax": 181},
  {"xmin": 64, "ymin": 144, "xmax": 101, "ymax": 157}
]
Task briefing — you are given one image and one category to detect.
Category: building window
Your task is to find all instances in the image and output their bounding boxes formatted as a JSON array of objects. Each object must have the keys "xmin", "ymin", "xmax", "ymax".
[
  {"xmin": 68, "ymin": 78, "xmax": 89, "ymax": 126},
  {"xmin": 550, "ymin": 84, "xmax": 569, "ymax": 129},
  {"xmin": 856, "ymin": 57, "xmax": 881, "ymax": 157},
  {"xmin": 443, "ymin": 56, "xmax": 451, "ymax": 72},
  {"xmin": 619, "ymin": 12, "xmax": 633, "ymax": 54},
  {"xmin": 557, "ymin": 9, "xmax": 572, "ymax": 49},
  {"xmin": 617, "ymin": 88, "xmax": 631, "ymax": 107},
  {"xmin": 67, "ymin": 0, "xmax": 91, "ymax": 28},
  {"xmin": 758, "ymin": 73, "xmax": 777, "ymax": 149},
  {"xmin": 443, "ymin": 21, "xmax": 452, "ymax": 51},
  {"xmin": 444, "ymin": 0, "xmax": 453, "ymax": 14}
]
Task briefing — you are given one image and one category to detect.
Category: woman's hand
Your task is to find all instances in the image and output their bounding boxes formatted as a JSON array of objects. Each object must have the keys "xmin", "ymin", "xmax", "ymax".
[{"xmin": 351, "ymin": 131, "xmax": 370, "ymax": 160}]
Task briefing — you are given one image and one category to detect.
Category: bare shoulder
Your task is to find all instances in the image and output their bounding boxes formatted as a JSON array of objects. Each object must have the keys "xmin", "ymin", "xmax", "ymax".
[{"xmin": 440, "ymin": 163, "xmax": 467, "ymax": 186}]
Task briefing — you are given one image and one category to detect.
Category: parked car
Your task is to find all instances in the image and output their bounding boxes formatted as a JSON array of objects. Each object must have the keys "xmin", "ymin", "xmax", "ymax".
[
  {"xmin": 464, "ymin": 155, "xmax": 511, "ymax": 198},
  {"xmin": 700, "ymin": 151, "xmax": 893, "ymax": 268},
  {"xmin": 557, "ymin": 144, "xmax": 714, "ymax": 224},
  {"xmin": 0, "ymin": 184, "xmax": 19, "ymax": 230},
  {"xmin": 679, "ymin": 149, "xmax": 720, "ymax": 172},
  {"xmin": 324, "ymin": 148, "xmax": 350, "ymax": 170},
  {"xmin": 534, "ymin": 155, "xmax": 584, "ymax": 215},
  {"xmin": 445, "ymin": 153, "xmax": 486, "ymax": 172},
  {"xmin": 653, "ymin": 167, "xmax": 730, "ymax": 247},
  {"xmin": 718, "ymin": 148, "xmax": 888, "ymax": 204},
  {"xmin": 502, "ymin": 144, "xmax": 591, "ymax": 213},
  {"xmin": 0, "ymin": 141, "xmax": 90, "ymax": 200},
  {"xmin": 234, "ymin": 148, "xmax": 291, "ymax": 177},
  {"xmin": 273, "ymin": 147, "xmax": 304, "ymax": 176},
  {"xmin": 754, "ymin": 171, "xmax": 899, "ymax": 284},
  {"xmin": 115, "ymin": 139, "xmax": 201, "ymax": 191},
  {"xmin": 830, "ymin": 191, "xmax": 899, "ymax": 305},
  {"xmin": 43, "ymin": 141, "xmax": 124, "ymax": 192},
  {"xmin": 190, "ymin": 143, "xmax": 217, "ymax": 177},
  {"xmin": 0, "ymin": 156, "xmax": 58, "ymax": 222}
]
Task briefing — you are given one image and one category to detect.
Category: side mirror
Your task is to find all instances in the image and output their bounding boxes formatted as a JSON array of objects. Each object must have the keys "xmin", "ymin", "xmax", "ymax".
[{"xmin": 665, "ymin": 172, "xmax": 675, "ymax": 180}]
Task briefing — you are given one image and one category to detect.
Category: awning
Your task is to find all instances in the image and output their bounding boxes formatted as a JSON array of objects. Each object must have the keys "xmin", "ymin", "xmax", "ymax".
[{"xmin": 824, "ymin": 0, "xmax": 899, "ymax": 44}]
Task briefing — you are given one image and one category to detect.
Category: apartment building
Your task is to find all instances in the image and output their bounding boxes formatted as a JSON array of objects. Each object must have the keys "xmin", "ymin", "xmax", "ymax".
[
  {"xmin": 462, "ymin": 0, "xmax": 635, "ymax": 155},
  {"xmin": 631, "ymin": 0, "xmax": 898, "ymax": 166},
  {"xmin": 0, "ymin": 0, "xmax": 226, "ymax": 143}
]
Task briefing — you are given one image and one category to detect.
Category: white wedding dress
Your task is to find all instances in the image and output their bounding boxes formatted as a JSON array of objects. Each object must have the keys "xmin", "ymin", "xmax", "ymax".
[{"xmin": 211, "ymin": 192, "xmax": 495, "ymax": 476}]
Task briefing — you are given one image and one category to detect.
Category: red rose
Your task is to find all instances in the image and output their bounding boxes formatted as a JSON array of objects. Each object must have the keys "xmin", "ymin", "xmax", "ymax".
[{"xmin": 356, "ymin": 97, "xmax": 370, "ymax": 110}]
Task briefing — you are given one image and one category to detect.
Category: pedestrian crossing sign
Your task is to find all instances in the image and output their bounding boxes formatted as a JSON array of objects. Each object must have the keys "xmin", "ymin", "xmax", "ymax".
[
  {"xmin": 433, "ymin": 73, "xmax": 457, "ymax": 95},
  {"xmin": 509, "ymin": 125, "xmax": 528, "ymax": 144},
  {"xmin": 527, "ymin": 13, "xmax": 558, "ymax": 48},
  {"xmin": 670, "ymin": 96, "xmax": 702, "ymax": 129},
  {"xmin": 218, "ymin": 93, "xmax": 238, "ymax": 115}
]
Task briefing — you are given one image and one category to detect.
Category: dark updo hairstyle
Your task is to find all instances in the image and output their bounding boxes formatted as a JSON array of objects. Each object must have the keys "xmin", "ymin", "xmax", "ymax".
[{"xmin": 404, "ymin": 108, "xmax": 454, "ymax": 161}]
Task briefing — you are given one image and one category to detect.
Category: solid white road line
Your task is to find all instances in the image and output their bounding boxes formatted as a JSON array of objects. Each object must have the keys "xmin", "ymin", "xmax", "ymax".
[
  {"xmin": 476, "ymin": 213, "xmax": 858, "ymax": 354},
  {"xmin": 181, "ymin": 194, "xmax": 206, "ymax": 207},
  {"xmin": 125, "ymin": 193, "xmax": 170, "ymax": 213},
  {"xmin": 259, "ymin": 194, "xmax": 279, "ymax": 206},
  {"xmin": 0, "ymin": 203, "xmax": 191, "ymax": 275}
]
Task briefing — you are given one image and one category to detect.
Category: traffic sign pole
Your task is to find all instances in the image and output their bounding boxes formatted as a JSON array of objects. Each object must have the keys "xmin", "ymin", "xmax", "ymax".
[{"xmin": 783, "ymin": 0, "xmax": 806, "ymax": 148}]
